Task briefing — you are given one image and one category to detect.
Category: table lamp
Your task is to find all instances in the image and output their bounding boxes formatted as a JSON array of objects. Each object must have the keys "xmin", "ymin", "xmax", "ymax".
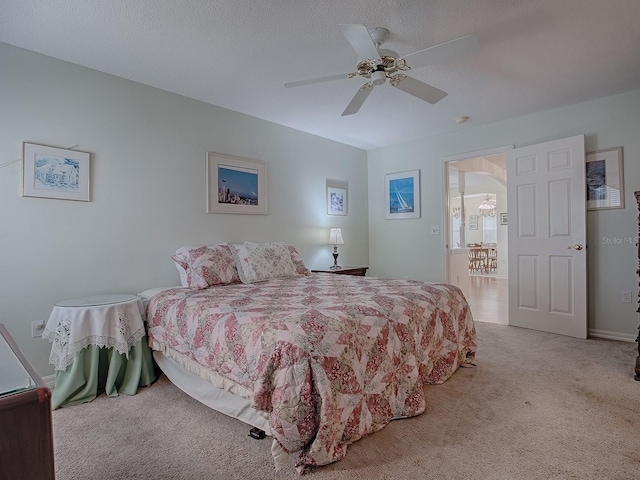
[{"xmin": 328, "ymin": 228, "xmax": 344, "ymax": 270}]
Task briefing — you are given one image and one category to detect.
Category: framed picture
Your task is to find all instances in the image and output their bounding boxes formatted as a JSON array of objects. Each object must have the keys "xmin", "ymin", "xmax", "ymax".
[
  {"xmin": 585, "ymin": 147, "xmax": 624, "ymax": 210},
  {"xmin": 327, "ymin": 186, "xmax": 347, "ymax": 216},
  {"xmin": 469, "ymin": 223, "xmax": 478, "ymax": 230},
  {"xmin": 384, "ymin": 170, "xmax": 420, "ymax": 219},
  {"xmin": 206, "ymin": 152, "xmax": 267, "ymax": 214},
  {"xmin": 469, "ymin": 214, "xmax": 479, "ymax": 223},
  {"xmin": 500, "ymin": 212, "xmax": 508, "ymax": 225},
  {"xmin": 22, "ymin": 142, "xmax": 90, "ymax": 201}
]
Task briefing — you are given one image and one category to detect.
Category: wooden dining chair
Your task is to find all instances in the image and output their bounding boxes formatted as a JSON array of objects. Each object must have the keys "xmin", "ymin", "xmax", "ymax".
[
  {"xmin": 468, "ymin": 248, "xmax": 487, "ymax": 274},
  {"xmin": 487, "ymin": 248, "xmax": 498, "ymax": 273}
]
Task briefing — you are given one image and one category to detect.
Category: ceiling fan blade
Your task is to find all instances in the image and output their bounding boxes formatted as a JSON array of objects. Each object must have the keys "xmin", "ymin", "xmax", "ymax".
[
  {"xmin": 341, "ymin": 84, "xmax": 374, "ymax": 116},
  {"xmin": 338, "ymin": 24, "xmax": 381, "ymax": 60},
  {"xmin": 284, "ymin": 73, "xmax": 352, "ymax": 88},
  {"xmin": 400, "ymin": 34, "xmax": 479, "ymax": 69},
  {"xmin": 392, "ymin": 75, "xmax": 447, "ymax": 104}
]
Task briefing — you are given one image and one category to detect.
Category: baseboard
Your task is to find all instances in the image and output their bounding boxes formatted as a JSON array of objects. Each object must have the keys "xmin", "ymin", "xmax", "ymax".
[
  {"xmin": 589, "ymin": 329, "xmax": 637, "ymax": 343},
  {"xmin": 42, "ymin": 374, "xmax": 56, "ymax": 389}
]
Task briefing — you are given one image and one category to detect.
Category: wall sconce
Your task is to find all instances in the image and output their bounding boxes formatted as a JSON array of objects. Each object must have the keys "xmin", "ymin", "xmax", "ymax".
[{"xmin": 327, "ymin": 228, "xmax": 344, "ymax": 270}]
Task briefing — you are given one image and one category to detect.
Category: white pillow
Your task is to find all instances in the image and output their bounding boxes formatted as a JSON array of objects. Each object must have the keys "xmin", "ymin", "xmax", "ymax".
[{"xmin": 229, "ymin": 242, "xmax": 298, "ymax": 284}]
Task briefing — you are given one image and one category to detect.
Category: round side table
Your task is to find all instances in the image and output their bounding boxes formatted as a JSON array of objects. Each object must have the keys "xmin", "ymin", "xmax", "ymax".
[{"xmin": 43, "ymin": 294, "xmax": 156, "ymax": 408}]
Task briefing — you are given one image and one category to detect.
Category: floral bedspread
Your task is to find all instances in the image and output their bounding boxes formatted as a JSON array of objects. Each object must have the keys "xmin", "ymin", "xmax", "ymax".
[{"xmin": 146, "ymin": 274, "xmax": 476, "ymax": 473}]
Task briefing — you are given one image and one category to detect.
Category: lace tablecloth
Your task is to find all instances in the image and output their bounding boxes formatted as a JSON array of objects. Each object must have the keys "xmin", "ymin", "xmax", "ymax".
[{"xmin": 43, "ymin": 294, "xmax": 146, "ymax": 371}]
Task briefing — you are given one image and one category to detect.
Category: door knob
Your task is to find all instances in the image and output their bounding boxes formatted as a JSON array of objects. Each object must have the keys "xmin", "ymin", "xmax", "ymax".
[{"xmin": 573, "ymin": 244, "xmax": 583, "ymax": 251}]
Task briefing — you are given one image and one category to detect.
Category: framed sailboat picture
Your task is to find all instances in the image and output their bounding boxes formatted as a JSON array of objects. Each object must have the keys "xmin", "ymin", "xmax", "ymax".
[{"xmin": 384, "ymin": 170, "xmax": 420, "ymax": 219}]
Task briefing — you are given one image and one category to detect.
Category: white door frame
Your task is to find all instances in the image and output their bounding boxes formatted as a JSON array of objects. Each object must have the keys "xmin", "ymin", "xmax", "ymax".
[{"xmin": 441, "ymin": 145, "xmax": 513, "ymax": 285}]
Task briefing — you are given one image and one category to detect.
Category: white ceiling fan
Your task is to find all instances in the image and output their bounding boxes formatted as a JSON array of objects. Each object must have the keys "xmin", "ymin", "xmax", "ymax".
[{"xmin": 284, "ymin": 24, "xmax": 480, "ymax": 116}]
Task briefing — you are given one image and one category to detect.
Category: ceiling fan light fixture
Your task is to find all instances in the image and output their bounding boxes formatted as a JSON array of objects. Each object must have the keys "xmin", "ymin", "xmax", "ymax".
[
  {"xmin": 371, "ymin": 70, "xmax": 386, "ymax": 85},
  {"xmin": 284, "ymin": 24, "xmax": 479, "ymax": 116}
]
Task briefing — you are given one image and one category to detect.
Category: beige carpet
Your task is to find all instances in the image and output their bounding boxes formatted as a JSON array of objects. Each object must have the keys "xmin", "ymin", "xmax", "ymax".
[{"xmin": 52, "ymin": 322, "xmax": 640, "ymax": 479}]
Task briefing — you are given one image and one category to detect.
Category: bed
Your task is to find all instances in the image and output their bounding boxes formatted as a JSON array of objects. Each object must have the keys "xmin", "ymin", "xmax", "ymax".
[{"xmin": 141, "ymin": 242, "xmax": 477, "ymax": 474}]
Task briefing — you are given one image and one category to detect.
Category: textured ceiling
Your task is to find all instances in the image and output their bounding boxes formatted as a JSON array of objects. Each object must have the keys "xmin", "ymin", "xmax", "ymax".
[{"xmin": 2, "ymin": 0, "xmax": 640, "ymax": 150}]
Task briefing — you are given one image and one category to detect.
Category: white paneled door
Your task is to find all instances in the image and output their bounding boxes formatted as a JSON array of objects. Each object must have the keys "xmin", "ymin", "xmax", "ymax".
[{"xmin": 507, "ymin": 135, "xmax": 587, "ymax": 338}]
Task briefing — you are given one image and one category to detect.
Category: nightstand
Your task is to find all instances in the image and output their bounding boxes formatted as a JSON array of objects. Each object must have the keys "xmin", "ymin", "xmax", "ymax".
[{"xmin": 311, "ymin": 266, "xmax": 369, "ymax": 276}]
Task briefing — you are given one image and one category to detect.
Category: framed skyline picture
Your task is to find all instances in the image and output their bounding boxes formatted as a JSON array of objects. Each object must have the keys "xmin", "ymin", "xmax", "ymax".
[
  {"xmin": 22, "ymin": 142, "xmax": 91, "ymax": 201},
  {"xmin": 206, "ymin": 152, "xmax": 268, "ymax": 214},
  {"xmin": 327, "ymin": 186, "xmax": 347, "ymax": 216},
  {"xmin": 585, "ymin": 147, "xmax": 624, "ymax": 210},
  {"xmin": 384, "ymin": 170, "xmax": 420, "ymax": 219}
]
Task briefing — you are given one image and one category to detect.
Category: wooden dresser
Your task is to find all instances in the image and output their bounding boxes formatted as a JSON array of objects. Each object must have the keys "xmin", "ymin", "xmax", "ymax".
[{"xmin": 0, "ymin": 324, "xmax": 55, "ymax": 479}]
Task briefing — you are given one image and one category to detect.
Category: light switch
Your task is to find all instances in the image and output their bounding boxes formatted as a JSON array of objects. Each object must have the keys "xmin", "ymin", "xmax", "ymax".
[{"xmin": 430, "ymin": 226, "xmax": 440, "ymax": 235}]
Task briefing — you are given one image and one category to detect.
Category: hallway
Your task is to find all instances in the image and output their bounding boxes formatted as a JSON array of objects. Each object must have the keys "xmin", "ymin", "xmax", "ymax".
[{"xmin": 467, "ymin": 275, "xmax": 508, "ymax": 324}]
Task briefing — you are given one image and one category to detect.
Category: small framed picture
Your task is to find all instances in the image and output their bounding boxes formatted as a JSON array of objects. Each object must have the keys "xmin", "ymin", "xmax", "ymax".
[
  {"xmin": 500, "ymin": 212, "xmax": 508, "ymax": 225},
  {"xmin": 469, "ymin": 214, "xmax": 478, "ymax": 223},
  {"xmin": 585, "ymin": 147, "xmax": 624, "ymax": 210},
  {"xmin": 469, "ymin": 223, "xmax": 478, "ymax": 230},
  {"xmin": 327, "ymin": 186, "xmax": 347, "ymax": 216},
  {"xmin": 22, "ymin": 142, "xmax": 91, "ymax": 201}
]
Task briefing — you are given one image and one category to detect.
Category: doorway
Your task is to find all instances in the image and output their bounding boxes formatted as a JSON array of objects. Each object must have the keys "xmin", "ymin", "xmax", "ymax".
[{"xmin": 444, "ymin": 147, "xmax": 511, "ymax": 325}]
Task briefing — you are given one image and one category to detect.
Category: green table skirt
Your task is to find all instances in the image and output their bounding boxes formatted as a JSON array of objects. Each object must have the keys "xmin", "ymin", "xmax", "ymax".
[{"xmin": 52, "ymin": 336, "xmax": 156, "ymax": 409}]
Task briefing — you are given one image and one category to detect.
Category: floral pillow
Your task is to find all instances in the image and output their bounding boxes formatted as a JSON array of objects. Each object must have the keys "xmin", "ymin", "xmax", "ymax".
[
  {"xmin": 229, "ymin": 242, "xmax": 299, "ymax": 284},
  {"xmin": 172, "ymin": 244, "xmax": 240, "ymax": 289},
  {"xmin": 288, "ymin": 245, "xmax": 310, "ymax": 275}
]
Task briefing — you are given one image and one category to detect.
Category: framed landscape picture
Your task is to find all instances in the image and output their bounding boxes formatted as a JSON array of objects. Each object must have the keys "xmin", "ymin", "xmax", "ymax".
[
  {"xmin": 22, "ymin": 142, "xmax": 91, "ymax": 201},
  {"xmin": 206, "ymin": 152, "xmax": 267, "ymax": 214},
  {"xmin": 384, "ymin": 170, "xmax": 420, "ymax": 219}
]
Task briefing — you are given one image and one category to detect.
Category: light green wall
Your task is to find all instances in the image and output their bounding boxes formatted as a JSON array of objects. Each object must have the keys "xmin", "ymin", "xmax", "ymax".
[
  {"xmin": 368, "ymin": 89, "xmax": 640, "ymax": 339},
  {"xmin": 2, "ymin": 40, "xmax": 637, "ymax": 378},
  {"xmin": 0, "ymin": 43, "xmax": 369, "ymax": 377}
]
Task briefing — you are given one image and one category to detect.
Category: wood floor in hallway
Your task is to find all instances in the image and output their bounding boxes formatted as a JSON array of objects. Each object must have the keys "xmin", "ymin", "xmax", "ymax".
[{"xmin": 467, "ymin": 275, "xmax": 508, "ymax": 324}]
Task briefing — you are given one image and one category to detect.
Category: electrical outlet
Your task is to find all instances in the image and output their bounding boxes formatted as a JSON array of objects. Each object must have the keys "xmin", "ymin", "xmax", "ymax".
[
  {"xmin": 31, "ymin": 320, "xmax": 45, "ymax": 338},
  {"xmin": 621, "ymin": 291, "xmax": 632, "ymax": 303}
]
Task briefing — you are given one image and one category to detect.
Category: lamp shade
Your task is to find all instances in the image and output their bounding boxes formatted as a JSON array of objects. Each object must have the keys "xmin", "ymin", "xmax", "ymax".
[{"xmin": 328, "ymin": 228, "xmax": 344, "ymax": 245}]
